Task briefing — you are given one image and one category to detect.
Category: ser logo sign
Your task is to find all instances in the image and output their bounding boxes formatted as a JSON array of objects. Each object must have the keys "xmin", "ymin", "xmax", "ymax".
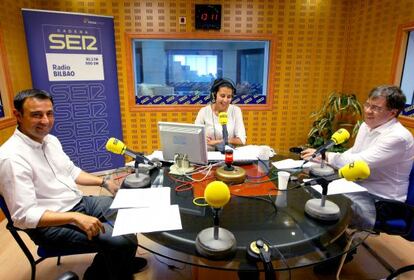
[
  {"xmin": 48, "ymin": 34, "xmax": 97, "ymax": 51},
  {"xmin": 44, "ymin": 26, "xmax": 104, "ymax": 81}
]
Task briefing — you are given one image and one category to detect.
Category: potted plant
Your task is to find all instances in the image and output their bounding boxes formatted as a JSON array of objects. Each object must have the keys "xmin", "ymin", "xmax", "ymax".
[{"xmin": 307, "ymin": 91, "xmax": 363, "ymax": 152}]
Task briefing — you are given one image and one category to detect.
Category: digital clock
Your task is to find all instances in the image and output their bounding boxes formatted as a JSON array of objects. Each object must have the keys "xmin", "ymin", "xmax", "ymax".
[{"xmin": 195, "ymin": 4, "xmax": 221, "ymax": 30}]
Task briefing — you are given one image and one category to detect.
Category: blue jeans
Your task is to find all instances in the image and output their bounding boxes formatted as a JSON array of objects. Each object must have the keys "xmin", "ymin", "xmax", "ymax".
[{"xmin": 26, "ymin": 196, "xmax": 138, "ymax": 279}]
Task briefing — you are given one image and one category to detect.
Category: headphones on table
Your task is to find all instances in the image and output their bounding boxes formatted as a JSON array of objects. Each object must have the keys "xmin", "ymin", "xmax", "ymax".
[
  {"xmin": 247, "ymin": 239, "xmax": 276, "ymax": 280},
  {"xmin": 210, "ymin": 78, "xmax": 237, "ymax": 103}
]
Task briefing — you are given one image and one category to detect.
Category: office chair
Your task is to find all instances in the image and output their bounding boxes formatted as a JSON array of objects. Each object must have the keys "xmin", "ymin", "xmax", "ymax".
[
  {"xmin": 372, "ymin": 163, "xmax": 414, "ymax": 280},
  {"xmin": 0, "ymin": 195, "xmax": 96, "ymax": 280}
]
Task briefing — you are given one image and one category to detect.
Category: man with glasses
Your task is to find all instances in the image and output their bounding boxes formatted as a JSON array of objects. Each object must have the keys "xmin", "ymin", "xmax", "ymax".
[
  {"xmin": 302, "ymin": 85, "xmax": 414, "ymax": 201},
  {"xmin": 301, "ymin": 85, "xmax": 414, "ymax": 274}
]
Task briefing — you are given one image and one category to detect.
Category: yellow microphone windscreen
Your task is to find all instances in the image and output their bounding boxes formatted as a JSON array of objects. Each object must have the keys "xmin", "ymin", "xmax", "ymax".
[
  {"xmin": 105, "ymin": 137, "xmax": 126, "ymax": 155},
  {"xmin": 204, "ymin": 181, "xmax": 231, "ymax": 208},
  {"xmin": 331, "ymin": 128, "xmax": 350, "ymax": 145},
  {"xmin": 338, "ymin": 160, "xmax": 370, "ymax": 181},
  {"xmin": 218, "ymin": 112, "xmax": 228, "ymax": 126}
]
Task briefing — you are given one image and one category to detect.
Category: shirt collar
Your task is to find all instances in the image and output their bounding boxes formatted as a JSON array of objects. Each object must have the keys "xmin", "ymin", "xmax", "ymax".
[
  {"xmin": 14, "ymin": 128, "xmax": 51, "ymax": 149},
  {"xmin": 368, "ymin": 118, "xmax": 397, "ymax": 134}
]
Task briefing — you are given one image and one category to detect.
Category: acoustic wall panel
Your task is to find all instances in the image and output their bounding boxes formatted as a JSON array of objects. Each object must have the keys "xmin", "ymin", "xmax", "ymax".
[{"xmin": 3, "ymin": 0, "xmax": 413, "ymax": 157}]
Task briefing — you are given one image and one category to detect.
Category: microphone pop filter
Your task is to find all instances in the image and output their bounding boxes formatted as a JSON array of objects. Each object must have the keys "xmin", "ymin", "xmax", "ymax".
[
  {"xmin": 204, "ymin": 181, "xmax": 231, "ymax": 208},
  {"xmin": 218, "ymin": 112, "xmax": 228, "ymax": 126},
  {"xmin": 338, "ymin": 160, "xmax": 370, "ymax": 181},
  {"xmin": 105, "ymin": 137, "xmax": 126, "ymax": 155},
  {"xmin": 331, "ymin": 128, "xmax": 350, "ymax": 145}
]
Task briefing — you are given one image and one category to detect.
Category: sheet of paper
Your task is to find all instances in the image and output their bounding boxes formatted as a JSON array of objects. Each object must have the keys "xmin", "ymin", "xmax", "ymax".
[
  {"xmin": 146, "ymin": 150, "xmax": 164, "ymax": 161},
  {"xmin": 110, "ymin": 187, "xmax": 170, "ymax": 209},
  {"xmin": 272, "ymin": 158, "xmax": 316, "ymax": 169},
  {"xmin": 112, "ymin": 205, "xmax": 182, "ymax": 236},
  {"xmin": 308, "ymin": 178, "xmax": 367, "ymax": 195},
  {"xmin": 207, "ymin": 151, "xmax": 225, "ymax": 161}
]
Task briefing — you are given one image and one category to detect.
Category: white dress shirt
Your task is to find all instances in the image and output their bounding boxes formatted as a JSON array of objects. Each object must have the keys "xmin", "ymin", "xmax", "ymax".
[
  {"xmin": 0, "ymin": 129, "xmax": 82, "ymax": 229},
  {"xmin": 327, "ymin": 118, "xmax": 414, "ymax": 201},
  {"xmin": 195, "ymin": 104, "xmax": 247, "ymax": 144}
]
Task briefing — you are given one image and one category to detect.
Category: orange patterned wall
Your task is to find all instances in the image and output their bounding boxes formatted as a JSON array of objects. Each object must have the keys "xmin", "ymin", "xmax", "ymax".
[
  {"xmin": 0, "ymin": 0, "xmax": 413, "ymax": 154},
  {"xmin": 343, "ymin": 0, "xmax": 414, "ymax": 99},
  {"xmin": 118, "ymin": 0, "xmax": 349, "ymax": 154}
]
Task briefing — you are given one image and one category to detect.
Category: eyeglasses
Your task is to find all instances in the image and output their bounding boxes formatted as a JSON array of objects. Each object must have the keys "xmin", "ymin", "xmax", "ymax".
[{"xmin": 363, "ymin": 102, "xmax": 386, "ymax": 113}]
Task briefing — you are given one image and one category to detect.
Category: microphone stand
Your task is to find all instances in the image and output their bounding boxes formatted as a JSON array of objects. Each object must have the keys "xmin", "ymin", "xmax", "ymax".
[
  {"xmin": 217, "ymin": 124, "xmax": 232, "ymax": 154},
  {"xmin": 121, "ymin": 154, "xmax": 157, "ymax": 189},
  {"xmin": 223, "ymin": 124, "xmax": 229, "ymax": 147},
  {"xmin": 304, "ymin": 177, "xmax": 341, "ymax": 221},
  {"xmin": 213, "ymin": 208, "xmax": 220, "ymax": 240},
  {"xmin": 195, "ymin": 206, "xmax": 237, "ymax": 259},
  {"xmin": 317, "ymin": 177, "xmax": 329, "ymax": 207},
  {"xmin": 309, "ymin": 151, "xmax": 335, "ymax": 177}
]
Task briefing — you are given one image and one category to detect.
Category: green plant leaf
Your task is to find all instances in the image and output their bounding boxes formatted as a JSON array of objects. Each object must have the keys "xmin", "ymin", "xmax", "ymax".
[{"xmin": 306, "ymin": 90, "xmax": 363, "ymax": 148}]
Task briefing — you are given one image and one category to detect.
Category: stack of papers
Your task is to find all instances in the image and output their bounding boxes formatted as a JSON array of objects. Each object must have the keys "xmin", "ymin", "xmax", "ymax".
[
  {"xmin": 272, "ymin": 158, "xmax": 316, "ymax": 169},
  {"xmin": 110, "ymin": 188, "xmax": 182, "ymax": 236}
]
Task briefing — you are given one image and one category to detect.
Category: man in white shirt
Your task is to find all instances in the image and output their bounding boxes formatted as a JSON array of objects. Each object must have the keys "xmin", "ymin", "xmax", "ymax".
[
  {"xmin": 0, "ymin": 89, "xmax": 146, "ymax": 280},
  {"xmin": 302, "ymin": 85, "xmax": 414, "ymax": 202},
  {"xmin": 302, "ymin": 86, "xmax": 414, "ymax": 274}
]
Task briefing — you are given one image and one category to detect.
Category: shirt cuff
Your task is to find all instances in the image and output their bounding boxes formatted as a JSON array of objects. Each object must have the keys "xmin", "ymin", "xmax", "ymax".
[
  {"xmin": 326, "ymin": 152, "xmax": 341, "ymax": 169},
  {"xmin": 70, "ymin": 166, "xmax": 82, "ymax": 181},
  {"xmin": 22, "ymin": 208, "xmax": 46, "ymax": 229}
]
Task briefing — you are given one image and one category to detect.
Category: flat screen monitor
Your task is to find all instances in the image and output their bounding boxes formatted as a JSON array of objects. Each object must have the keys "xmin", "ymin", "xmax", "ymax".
[{"xmin": 158, "ymin": 122, "xmax": 208, "ymax": 165}]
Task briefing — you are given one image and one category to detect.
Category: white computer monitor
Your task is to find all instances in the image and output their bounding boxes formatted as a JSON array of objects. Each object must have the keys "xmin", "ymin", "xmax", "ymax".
[{"xmin": 158, "ymin": 121, "xmax": 208, "ymax": 165}]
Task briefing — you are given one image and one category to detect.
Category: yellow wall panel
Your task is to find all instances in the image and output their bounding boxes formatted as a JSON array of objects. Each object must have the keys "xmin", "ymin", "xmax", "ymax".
[
  {"xmin": 343, "ymin": 0, "xmax": 414, "ymax": 100},
  {"xmin": 0, "ymin": 126, "xmax": 15, "ymax": 145}
]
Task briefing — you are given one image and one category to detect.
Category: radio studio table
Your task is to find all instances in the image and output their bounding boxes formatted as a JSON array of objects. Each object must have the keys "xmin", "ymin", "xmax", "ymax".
[{"xmin": 133, "ymin": 156, "xmax": 371, "ymax": 275}]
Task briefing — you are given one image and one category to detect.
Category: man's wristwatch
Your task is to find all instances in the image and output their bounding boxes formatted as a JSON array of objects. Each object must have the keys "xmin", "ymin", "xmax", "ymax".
[{"xmin": 100, "ymin": 175, "xmax": 111, "ymax": 189}]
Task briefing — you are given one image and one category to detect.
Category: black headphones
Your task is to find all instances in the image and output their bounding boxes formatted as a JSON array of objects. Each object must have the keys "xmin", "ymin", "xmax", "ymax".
[{"xmin": 210, "ymin": 78, "xmax": 237, "ymax": 103}]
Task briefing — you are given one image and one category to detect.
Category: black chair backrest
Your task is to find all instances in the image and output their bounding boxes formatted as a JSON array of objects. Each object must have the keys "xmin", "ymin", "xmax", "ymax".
[
  {"xmin": 406, "ymin": 163, "xmax": 414, "ymax": 206},
  {"xmin": 0, "ymin": 195, "xmax": 13, "ymax": 224}
]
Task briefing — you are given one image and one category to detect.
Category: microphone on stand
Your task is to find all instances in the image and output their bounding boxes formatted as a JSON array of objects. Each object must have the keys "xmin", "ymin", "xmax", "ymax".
[
  {"xmin": 303, "ymin": 160, "xmax": 370, "ymax": 221},
  {"xmin": 105, "ymin": 138, "xmax": 158, "ymax": 188},
  {"xmin": 219, "ymin": 112, "xmax": 229, "ymax": 146},
  {"xmin": 304, "ymin": 128, "xmax": 351, "ymax": 176},
  {"xmin": 105, "ymin": 137, "xmax": 155, "ymax": 166},
  {"xmin": 195, "ymin": 181, "xmax": 237, "ymax": 259},
  {"xmin": 306, "ymin": 128, "xmax": 350, "ymax": 164},
  {"xmin": 216, "ymin": 112, "xmax": 232, "ymax": 153}
]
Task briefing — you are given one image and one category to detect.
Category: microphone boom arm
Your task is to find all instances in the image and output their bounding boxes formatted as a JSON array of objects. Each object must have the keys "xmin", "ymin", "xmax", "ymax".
[{"xmin": 124, "ymin": 149, "xmax": 154, "ymax": 167}]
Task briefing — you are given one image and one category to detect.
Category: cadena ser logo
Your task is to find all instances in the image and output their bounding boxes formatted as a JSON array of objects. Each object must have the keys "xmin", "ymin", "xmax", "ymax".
[
  {"xmin": 43, "ymin": 25, "xmax": 101, "ymax": 54},
  {"xmin": 43, "ymin": 25, "xmax": 104, "ymax": 81},
  {"xmin": 48, "ymin": 33, "xmax": 97, "ymax": 51}
]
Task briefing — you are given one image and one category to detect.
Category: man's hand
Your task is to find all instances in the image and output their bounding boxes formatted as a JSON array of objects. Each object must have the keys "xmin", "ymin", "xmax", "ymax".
[
  {"xmin": 300, "ymin": 148, "xmax": 316, "ymax": 160},
  {"xmin": 72, "ymin": 212, "xmax": 105, "ymax": 240},
  {"xmin": 38, "ymin": 210, "xmax": 106, "ymax": 240}
]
